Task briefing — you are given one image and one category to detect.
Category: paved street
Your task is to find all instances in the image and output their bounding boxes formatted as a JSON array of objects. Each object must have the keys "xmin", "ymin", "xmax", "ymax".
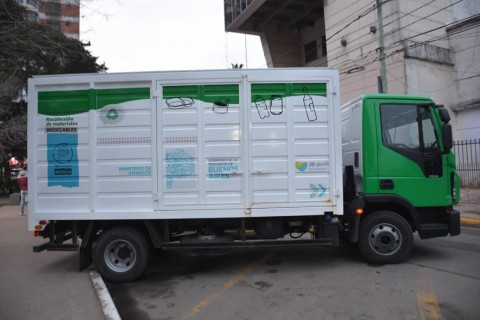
[
  {"xmin": 108, "ymin": 226, "xmax": 480, "ymax": 320},
  {"xmin": 1, "ymin": 195, "xmax": 479, "ymax": 320}
]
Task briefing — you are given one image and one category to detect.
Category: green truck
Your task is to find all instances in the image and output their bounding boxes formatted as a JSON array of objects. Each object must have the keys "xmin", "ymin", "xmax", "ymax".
[
  {"xmin": 28, "ymin": 69, "xmax": 460, "ymax": 282},
  {"xmin": 341, "ymin": 94, "xmax": 460, "ymax": 263}
]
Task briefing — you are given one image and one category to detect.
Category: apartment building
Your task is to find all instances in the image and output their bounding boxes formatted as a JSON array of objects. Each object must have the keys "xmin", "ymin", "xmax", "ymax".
[
  {"xmin": 224, "ymin": 0, "xmax": 480, "ymax": 140},
  {"xmin": 16, "ymin": 0, "xmax": 80, "ymax": 39}
]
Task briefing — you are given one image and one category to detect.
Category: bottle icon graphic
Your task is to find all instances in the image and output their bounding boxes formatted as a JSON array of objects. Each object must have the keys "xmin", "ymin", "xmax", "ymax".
[
  {"xmin": 303, "ymin": 87, "xmax": 317, "ymax": 121},
  {"xmin": 212, "ymin": 98, "xmax": 230, "ymax": 114},
  {"xmin": 269, "ymin": 95, "xmax": 284, "ymax": 115},
  {"xmin": 255, "ymin": 96, "xmax": 270, "ymax": 119}
]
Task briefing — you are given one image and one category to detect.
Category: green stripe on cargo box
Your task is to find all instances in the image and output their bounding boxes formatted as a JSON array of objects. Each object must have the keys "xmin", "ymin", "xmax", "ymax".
[
  {"xmin": 163, "ymin": 84, "xmax": 239, "ymax": 104},
  {"xmin": 292, "ymin": 83, "xmax": 326, "ymax": 97},
  {"xmin": 38, "ymin": 87, "xmax": 150, "ymax": 116},
  {"xmin": 251, "ymin": 83, "xmax": 326, "ymax": 101},
  {"xmin": 96, "ymin": 88, "xmax": 150, "ymax": 109}
]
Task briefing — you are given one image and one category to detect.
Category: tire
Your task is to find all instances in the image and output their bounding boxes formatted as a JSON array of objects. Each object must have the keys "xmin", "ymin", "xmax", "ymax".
[
  {"xmin": 357, "ymin": 211, "xmax": 413, "ymax": 264},
  {"xmin": 93, "ymin": 227, "xmax": 150, "ymax": 283}
]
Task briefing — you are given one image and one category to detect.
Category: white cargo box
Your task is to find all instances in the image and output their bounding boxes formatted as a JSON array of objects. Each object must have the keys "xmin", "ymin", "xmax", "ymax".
[{"xmin": 28, "ymin": 69, "xmax": 342, "ymax": 230}]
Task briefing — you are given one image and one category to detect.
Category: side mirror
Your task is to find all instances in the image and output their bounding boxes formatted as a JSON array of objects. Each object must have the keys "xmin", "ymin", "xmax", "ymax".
[
  {"xmin": 442, "ymin": 124, "xmax": 453, "ymax": 153},
  {"xmin": 438, "ymin": 107, "xmax": 451, "ymax": 123}
]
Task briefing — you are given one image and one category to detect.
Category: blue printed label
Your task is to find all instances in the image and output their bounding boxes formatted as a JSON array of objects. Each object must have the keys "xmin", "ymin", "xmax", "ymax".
[
  {"xmin": 47, "ymin": 131, "xmax": 79, "ymax": 187},
  {"xmin": 165, "ymin": 149, "xmax": 195, "ymax": 189}
]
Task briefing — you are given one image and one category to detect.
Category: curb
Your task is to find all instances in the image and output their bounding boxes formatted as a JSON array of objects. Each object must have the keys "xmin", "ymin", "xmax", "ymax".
[
  {"xmin": 89, "ymin": 267, "xmax": 121, "ymax": 320},
  {"xmin": 461, "ymin": 217, "xmax": 480, "ymax": 228}
]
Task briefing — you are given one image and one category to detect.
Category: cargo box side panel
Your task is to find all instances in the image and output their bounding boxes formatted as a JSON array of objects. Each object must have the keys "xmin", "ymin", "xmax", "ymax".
[
  {"xmin": 291, "ymin": 83, "xmax": 332, "ymax": 202},
  {"xmin": 203, "ymin": 84, "xmax": 243, "ymax": 205},
  {"xmin": 160, "ymin": 84, "xmax": 244, "ymax": 208},
  {"xmin": 34, "ymin": 86, "xmax": 153, "ymax": 216},
  {"xmin": 250, "ymin": 83, "xmax": 289, "ymax": 204},
  {"xmin": 250, "ymin": 82, "xmax": 333, "ymax": 207},
  {"xmin": 95, "ymin": 88, "xmax": 154, "ymax": 212},
  {"xmin": 36, "ymin": 89, "xmax": 92, "ymax": 212}
]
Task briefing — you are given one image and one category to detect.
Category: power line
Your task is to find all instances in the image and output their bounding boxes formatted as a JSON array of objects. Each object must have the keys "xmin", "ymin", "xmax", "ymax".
[
  {"xmin": 325, "ymin": 2, "xmax": 379, "ymax": 43},
  {"xmin": 337, "ymin": 16, "xmax": 480, "ymax": 75},
  {"xmin": 320, "ymin": 0, "xmax": 442, "ymax": 61},
  {"xmin": 383, "ymin": 0, "xmax": 438, "ymax": 28},
  {"xmin": 331, "ymin": 11, "xmax": 478, "ymax": 74},
  {"xmin": 328, "ymin": 0, "xmax": 466, "ymax": 70}
]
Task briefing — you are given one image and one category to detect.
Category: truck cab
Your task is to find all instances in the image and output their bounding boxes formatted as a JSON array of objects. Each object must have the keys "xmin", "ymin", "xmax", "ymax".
[{"xmin": 341, "ymin": 94, "xmax": 460, "ymax": 263}]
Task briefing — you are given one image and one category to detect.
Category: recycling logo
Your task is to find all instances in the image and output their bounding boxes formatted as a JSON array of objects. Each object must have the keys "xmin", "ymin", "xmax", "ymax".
[
  {"xmin": 100, "ymin": 104, "xmax": 123, "ymax": 124},
  {"xmin": 106, "ymin": 108, "xmax": 119, "ymax": 121}
]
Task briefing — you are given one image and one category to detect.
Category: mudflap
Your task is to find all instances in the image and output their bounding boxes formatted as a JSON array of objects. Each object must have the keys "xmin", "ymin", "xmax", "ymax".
[
  {"xmin": 319, "ymin": 221, "xmax": 340, "ymax": 247},
  {"xmin": 79, "ymin": 246, "xmax": 93, "ymax": 271},
  {"xmin": 448, "ymin": 209, "xmax": 461, "ymax": 236}
]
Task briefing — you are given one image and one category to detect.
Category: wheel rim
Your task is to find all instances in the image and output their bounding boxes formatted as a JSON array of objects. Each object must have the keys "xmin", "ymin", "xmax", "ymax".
[
  {"xmin": 104, "ymin": 239, "xmax": 137, "ymax": 273},
  {"xmin": 368, "ymin": 223, "xmax": 402, "ymax": 256}
]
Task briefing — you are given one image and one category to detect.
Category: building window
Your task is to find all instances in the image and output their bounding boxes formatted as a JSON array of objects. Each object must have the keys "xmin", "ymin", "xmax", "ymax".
[
  {"xmin": 304, "ymin": 41, "xmax": 318, "ymax": 63},
  {"xmin": 26, "ymin": 0, "xmax": 39, "ymax": 7},
  {"xmin": 49, "ymin": 20, "xmax": 61, "ymax": 31},
  {"xmin": 45, "ymin": 2, "xmax": 61, "ymax": 15},
  {"xmin": 26, "ymin": 11, "xmax": 39, "ymax": 22},
  {"xmin": 321, "ymin": 36, "xmax": 327, "ymax": 57}
]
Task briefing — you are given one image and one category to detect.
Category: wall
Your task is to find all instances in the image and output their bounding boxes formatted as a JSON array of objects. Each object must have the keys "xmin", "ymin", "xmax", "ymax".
[{"xmin": 447, "ymin": 15, "xmax": 480, "ymax": 140}]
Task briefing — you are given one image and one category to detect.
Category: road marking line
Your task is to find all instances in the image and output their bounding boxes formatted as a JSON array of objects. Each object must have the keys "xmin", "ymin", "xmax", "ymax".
[
  {"xmin": 417, "ymin": 293, "xmax": 442, "ymax": 320},
  {"xmin": 416, "ymin": 267, "xmax": 442, "ymax": 320},
  {"xmin": 184, "ymin": 252, "xmax": 275, "ymax": 319}
]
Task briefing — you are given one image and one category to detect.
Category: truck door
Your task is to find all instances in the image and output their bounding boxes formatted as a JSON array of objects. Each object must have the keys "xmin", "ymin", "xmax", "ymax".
[
  {"xmin": 156, "ymin": 82, "xmax": 245, "ymax": 210},
  {"xmin": 376, "ymin": 102, "xmax": 449, "ymax": 206},
  {"xmin": 249, "ymin": 82, "xmax": 338, "ymax": 208}
]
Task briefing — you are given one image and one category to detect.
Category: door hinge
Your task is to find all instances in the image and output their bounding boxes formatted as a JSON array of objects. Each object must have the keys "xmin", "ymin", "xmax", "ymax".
[{"xmin": 330, "ymin": 86, "xmax": 337, "ymax": 95}]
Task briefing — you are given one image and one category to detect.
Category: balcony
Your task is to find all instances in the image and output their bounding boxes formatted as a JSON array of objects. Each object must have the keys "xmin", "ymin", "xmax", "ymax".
[{"xmin": 225, "ymin": 0, "xmax": 324, "ymax": 35}]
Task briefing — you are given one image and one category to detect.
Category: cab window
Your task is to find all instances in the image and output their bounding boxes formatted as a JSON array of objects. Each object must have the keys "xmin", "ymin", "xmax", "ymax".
[{"xmin": 380, "ymin": 104, "xmax": 439, "ymax": 153}]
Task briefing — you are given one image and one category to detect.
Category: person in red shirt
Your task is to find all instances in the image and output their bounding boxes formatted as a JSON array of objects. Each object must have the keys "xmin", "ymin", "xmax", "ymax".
[{"xmin": 17, "ymin": 171, "xmax": 28, "ymax": 216}]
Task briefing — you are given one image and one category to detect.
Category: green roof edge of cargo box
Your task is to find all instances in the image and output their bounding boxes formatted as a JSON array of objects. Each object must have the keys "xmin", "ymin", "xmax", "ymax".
[
  {"xmin": 163, "ymin": 84, "xmax": 240, "ymax": 104},
  {"xmin": 162, "ymin": 83, "xmax": 327, "ymax": 104},
  {"xmin": 251, "ymin": 83, "xmax": 327, "ymax": 100},
  {"xmin": 38, "ymin": 87, "xmax": 150, "ymax": 116},
  {"xmin": 38, "ymin": 83, "xmax": 327, "ymax": 116}
]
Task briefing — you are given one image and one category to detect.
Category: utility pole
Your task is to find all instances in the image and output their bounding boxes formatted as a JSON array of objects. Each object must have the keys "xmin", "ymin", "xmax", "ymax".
[{"xmin": 376, "ymin": 0, "xmax": 388, "ymax": 93}]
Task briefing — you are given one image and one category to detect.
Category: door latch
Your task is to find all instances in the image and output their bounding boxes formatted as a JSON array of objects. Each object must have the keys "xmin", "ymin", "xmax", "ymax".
[{"xmin": 380, "ymin": 179, "xmax": 394, "ymax": 190}]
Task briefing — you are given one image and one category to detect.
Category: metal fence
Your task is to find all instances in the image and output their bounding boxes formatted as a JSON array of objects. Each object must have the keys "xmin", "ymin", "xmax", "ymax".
[{"xmin": 453, "ymin": 139, "xmax": 480, "ymax": 188}]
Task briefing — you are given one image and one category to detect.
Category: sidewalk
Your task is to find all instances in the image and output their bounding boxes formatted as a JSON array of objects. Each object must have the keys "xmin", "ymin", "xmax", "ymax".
[
  {"xmin": 0, "ymin": 198, "xmax": 106, "ymax": 320},
  {"xmin": 456, "ymin": 203, "xmax": 480, "ymax": 228}
]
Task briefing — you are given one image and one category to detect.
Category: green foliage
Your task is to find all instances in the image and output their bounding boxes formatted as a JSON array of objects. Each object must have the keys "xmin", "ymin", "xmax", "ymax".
[{"xmin": 0, "ymin": 0, "xmax": 107, "ymax": 160}]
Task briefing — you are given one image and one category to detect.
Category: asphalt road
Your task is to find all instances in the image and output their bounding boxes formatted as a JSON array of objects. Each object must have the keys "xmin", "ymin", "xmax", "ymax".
[
  {"xmin": 1, "ymin": 195, "xmax": 478, "ymax": 320},
  {"xmin": 108, "ymin": 227, "xmax": 480, "ymax": 320}
]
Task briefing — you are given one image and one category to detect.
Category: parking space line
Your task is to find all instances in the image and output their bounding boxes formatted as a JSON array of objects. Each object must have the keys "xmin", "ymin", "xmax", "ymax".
[
  {"xmin": 184, "ymin": 252, "xmax": 275, "ymax": 319},
  {"xmin": 416, "ymin": 267, "xmax": 442, "ymax": 320},
  {"xmin": 417, "ymin": 294, "xmax": 442, "ymax": 320}
]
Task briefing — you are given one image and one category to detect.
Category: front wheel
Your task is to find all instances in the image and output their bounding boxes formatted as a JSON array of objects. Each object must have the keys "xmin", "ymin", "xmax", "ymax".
[
  {"xmin": 358, "ymin": 211, "xmax": 413, "ymax": 264},
  {"xmin": 93, "ymin": 227, "xmax": 150, "ymax": 282}
]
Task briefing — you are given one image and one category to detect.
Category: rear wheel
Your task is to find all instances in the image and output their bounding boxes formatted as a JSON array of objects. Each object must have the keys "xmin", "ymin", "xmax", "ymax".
[
  {"xmin": 358, "ymin": 211, "xmax": 413, "ymax": 264},
  {"xmin": 93, "ymin": 227, "xmax": 150, "ymax": 282}
]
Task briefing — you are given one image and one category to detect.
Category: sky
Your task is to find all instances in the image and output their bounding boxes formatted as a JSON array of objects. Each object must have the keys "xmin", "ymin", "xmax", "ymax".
[{"xmin": 80, "ymin": 0, "xmax": 266, "ymax": 73}]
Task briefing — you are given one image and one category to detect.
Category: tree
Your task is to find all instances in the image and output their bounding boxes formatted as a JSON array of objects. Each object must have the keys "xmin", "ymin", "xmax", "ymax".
[{"xmin": 0, "ymin": 0, "xmax": 107, "ymax": 161}]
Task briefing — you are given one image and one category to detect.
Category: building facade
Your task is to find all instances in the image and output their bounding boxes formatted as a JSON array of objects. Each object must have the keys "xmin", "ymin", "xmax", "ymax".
[
  {"xmin": 225, "ymin": 0, "xmax": 480, "ymax": 140},
  {"xmin": 16, "ymin": 0, "xmax": 80, "ymax": 39}
]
